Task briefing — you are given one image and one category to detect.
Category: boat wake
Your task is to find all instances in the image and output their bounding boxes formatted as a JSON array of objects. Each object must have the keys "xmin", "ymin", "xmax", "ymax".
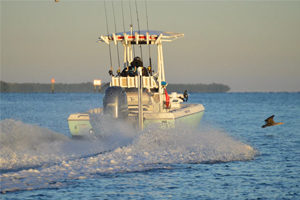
[
  {"xmin": 0, "ymin": 119, "xmax": 132, "ymax": 172},
  {"xmin": 0, "ymin": 119, "xmax": 257, "ymax": 193}
]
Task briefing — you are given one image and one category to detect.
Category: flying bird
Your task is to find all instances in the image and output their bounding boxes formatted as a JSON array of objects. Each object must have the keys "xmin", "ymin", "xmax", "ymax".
[{"xmin": 262, "ymin": 115, "xmax": 283, "ymax": 128}]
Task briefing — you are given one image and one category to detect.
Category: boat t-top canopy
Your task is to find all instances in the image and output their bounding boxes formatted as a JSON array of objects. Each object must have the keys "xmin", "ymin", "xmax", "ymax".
[
  {"xmin": 99, "ymin": 30, "xmax": 184, "ymax": 104},
  {"xmin": 99, "ymin": 30, "xmax": 184, "ymax": 45}
]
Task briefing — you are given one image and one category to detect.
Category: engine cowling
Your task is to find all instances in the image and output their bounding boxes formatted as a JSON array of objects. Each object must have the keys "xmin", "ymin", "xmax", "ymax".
[{"xmin": 103, "ymin": 87, "xmax": 128, "ymax": 119}]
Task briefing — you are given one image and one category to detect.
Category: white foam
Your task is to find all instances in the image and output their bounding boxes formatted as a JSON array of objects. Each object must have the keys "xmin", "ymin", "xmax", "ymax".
[
  {"xmin": 0, "ymin": 119, "xmax": 134, "ymax": 171},
  {"xmin": 0, "ymin": 119, "xmax": 257, "ymax": 193}
]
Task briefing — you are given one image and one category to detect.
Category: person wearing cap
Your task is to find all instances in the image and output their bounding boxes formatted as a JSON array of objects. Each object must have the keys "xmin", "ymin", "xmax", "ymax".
[{"xmin": 128, "ymin": 57, "xmax": 143, "ymax": 77}]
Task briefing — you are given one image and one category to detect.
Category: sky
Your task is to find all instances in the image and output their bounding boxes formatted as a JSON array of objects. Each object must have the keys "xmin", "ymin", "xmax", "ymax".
[{"xmin": 1, "ymin": 0, "xmax": 300, "ymax": 92}]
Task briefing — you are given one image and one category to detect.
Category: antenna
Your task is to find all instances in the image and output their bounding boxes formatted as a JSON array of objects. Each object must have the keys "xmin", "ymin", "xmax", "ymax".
[
  {"xmin": 129, "ymin": 0, "xmax": 136, "ymax": 57},
  {"xmin": 134, "ymin": 0, "xmax": 143, "ymax": 60}
]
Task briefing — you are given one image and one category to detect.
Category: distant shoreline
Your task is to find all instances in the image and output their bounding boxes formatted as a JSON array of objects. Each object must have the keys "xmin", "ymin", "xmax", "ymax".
[{"xmin": 0, "ymin": 81, "xmax": 230, "ymax": 93}]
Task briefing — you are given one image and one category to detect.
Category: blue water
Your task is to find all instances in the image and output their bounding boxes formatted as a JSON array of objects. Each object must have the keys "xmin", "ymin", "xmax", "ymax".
[{"xmin": 1, "ymin": 92, "xmax": 299, "ymax": 199}]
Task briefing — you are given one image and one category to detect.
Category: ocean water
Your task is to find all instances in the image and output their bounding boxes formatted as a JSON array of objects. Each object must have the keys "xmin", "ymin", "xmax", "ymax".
[{"xmin": 0, "ymin": 92, "xmax": 299, "ymax": 199}]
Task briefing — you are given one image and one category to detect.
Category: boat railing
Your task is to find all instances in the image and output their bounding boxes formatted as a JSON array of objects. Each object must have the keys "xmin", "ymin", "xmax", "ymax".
[{"xmin": 110, "ymin": 76, "xmax": 158, "ymax": 89}]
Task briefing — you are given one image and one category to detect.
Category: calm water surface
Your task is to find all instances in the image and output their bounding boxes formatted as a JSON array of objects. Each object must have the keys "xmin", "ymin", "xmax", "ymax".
[{"xmin": 0, "ymin": 92, "xmax": 299, "ymax": 199}]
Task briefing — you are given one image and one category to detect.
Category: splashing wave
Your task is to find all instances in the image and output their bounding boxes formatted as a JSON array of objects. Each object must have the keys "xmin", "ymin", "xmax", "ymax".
[{"xmin": 0, "ymin": 119, "xmax": 257, "ymax": 193}]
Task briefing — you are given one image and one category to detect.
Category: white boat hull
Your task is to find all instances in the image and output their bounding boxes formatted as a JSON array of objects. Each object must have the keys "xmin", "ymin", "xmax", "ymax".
[{"xmin": 68, "ymin": 104, "xmax": 204, "ymax": 137}]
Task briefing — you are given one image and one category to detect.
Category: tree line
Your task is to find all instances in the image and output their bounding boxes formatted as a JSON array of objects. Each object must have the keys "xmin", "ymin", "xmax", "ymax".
[{"xmin": 0, "ymin": 81, "xmax": 230, "ymax": 93}]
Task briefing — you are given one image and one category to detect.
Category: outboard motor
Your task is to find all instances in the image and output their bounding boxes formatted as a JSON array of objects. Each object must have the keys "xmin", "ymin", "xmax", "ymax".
[{"xmin": 103, "ymin": 87, "xmax": 128, "ymax": 119}]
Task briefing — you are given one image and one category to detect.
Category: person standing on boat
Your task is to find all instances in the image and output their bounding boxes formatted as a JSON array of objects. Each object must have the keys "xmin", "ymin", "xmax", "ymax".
[
  {"xmin": 131, "ymin": 56, "xmax": 143, "ymax": 68},
  {"xmin": 121, "ymin": 56, "xmax": 141, "ymax": 76},
  {"xmin": 121, "ymin": 57, "xmax": 149, "ymax": 77},
  {"xmin": 128, "ymin": 57, "xmax": 149, "ymax": 76},
  {"xmin": 129, "ymin": 56, "xmax": 143, "ymax": 76}
]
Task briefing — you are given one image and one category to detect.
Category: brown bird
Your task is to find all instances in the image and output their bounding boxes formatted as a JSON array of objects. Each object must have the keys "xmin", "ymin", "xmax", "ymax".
[{"xmin": 262, "ymin": 115, "xmax": 284, "ymax": 128}]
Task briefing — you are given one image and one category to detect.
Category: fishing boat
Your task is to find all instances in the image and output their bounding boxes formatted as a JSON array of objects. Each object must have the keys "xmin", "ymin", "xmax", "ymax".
[{"xmin": 68, "ymin": 30, "xmax": 205, "ymax": 137}]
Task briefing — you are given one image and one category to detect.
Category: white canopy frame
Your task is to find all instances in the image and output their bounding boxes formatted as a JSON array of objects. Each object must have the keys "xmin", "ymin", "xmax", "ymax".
[
  {"xmin": 98, "ymin": 30, "xmax": 184, "ymax": 112},
  {"xmin": 99, "ymin": 30, "xmax": 183, "ymax": 67}
]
